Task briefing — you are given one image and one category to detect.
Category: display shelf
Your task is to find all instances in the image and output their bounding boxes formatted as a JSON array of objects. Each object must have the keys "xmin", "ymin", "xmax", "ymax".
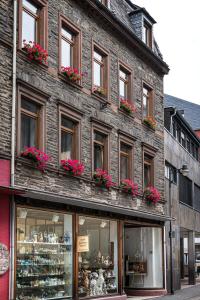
[
  {"xmin": 17, "ymin": 284, "xmax": 65, "ymax": 289},
  {"xmin": 17, "ymin": 273, "xmax": 65, "ymax": 278},
  {"xmin": 17, "ymin": 263, "xmax": 65, "ymax": 266},
  {"xmin": 17, "ymin": 241, "xmax": 68, "ymax": 246}
]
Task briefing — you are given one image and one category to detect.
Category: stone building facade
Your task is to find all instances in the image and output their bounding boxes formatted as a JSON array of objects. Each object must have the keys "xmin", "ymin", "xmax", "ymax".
[{"xmin": 0, "ymin": 1, "xmax": 169, "ymax": 299}]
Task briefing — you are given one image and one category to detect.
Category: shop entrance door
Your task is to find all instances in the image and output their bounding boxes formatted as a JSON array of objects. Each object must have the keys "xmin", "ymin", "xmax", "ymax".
[{"xmin": 123, "ymin": 224, "xmax": 164, "ymax": 295}]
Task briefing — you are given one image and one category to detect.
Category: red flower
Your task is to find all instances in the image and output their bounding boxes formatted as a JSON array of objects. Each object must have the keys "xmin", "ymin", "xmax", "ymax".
[
  {"xmin": 143, "ymin": 186, "xmax": 160, "ymax": 205},
  {"xmin": 143, "ymin": 116, "xmax": 157, "ymax": 130},
  {"xmin": 93, "ymin": 168, "xmax": 115, "ymax": 189},
  {"xmin": 120, "ymin": 179, "xmax": 138, "ymax": 197},
  {"xmin": 61, "ymin": 159, "xmax": 84, "ymax": 176},
  {"xmin": 21, "ymin": 147, "xmax": 50, "ymax": 171},
  {"xmin": 61, "ymin": 66, "xmax": 83, "ymax": 82},
  {"xmin": 23, "ymin": 40, "xmax": 48, "ymax": 64},
  {"xmin": 120, "ymin": 98, "xmax": 137, "ymax": 114}
]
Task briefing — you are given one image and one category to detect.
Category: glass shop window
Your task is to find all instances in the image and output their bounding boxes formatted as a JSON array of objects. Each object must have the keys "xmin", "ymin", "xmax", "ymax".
[
  {"xmin": 124, "ymin": 226, "xmax": 163, "ymax": 289},
  {"xmin": 78, "ymin": 216, "xmax": 118, "ymax": 297},
  {"xmin": 16, "ymin": 208, "xmax": 73, "ymax": 300}
]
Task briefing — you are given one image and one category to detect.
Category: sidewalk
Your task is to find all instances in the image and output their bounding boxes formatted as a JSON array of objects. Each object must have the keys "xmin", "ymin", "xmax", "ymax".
[{"xmin": 145, "ymin": 284, "xmax": 200, "ymax": 300}]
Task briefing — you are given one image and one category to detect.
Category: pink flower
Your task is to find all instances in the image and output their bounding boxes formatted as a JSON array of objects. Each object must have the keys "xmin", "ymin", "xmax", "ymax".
[
  {"xmin": 21, "ymin": 147, "xmax": 50, "ymax": 172},
  {"xmin": 120, "ymin": 179, "xmax": 138, "ymax": 197},
  {"xmin": 143, "ymin": 186, "xmax": 160, "ymax": 205},
  {"xmin": 120, "ymin": 98, "xmax": 137, "ymax": 114},
  {"xmin": 61, "ymin": 159, "xmax": 84, "ymax": 176},
  {"xmin": 93, "ymin": 168, "xmax": 115, "ymax": 189}
]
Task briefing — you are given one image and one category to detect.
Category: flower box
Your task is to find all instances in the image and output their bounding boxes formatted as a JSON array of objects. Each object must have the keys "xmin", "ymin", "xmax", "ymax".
[
  {"xmin": 21, "ymin": 147, "xmax": 50, "ymax": 172},
  {"xmin": 143, "ymin": 116, "xmax": 157, "ymax": 130},
  {"xmin": 61, "ymin": 159, "xmax": 84, "ymax": 176},
  {"xmin": 23, "ymin": 40, "xmax": 48, "ymax": 64},
  {"xmin": 143, "ymin": 186, "xmax": 160, "ymax": 205},
  {"xmin": 120, "ymin": 98, "xmax": 136, "ymax": 115},
  {"xmin": 120, "ymin": 179, "xmax": 138, "ymax": 197},
  {"xmin": 61, "ymin": 66, "xmax": 83, "ymax": 82},
  {"xmin": 93, "ymin": 86, "xmax": 106, "ymax": 97},
  {"xmin": 93, "ymin": 169, "xmax": 115, "ymax": 190}
]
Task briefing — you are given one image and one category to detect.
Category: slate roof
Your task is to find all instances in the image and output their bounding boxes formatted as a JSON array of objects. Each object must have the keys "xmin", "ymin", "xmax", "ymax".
[{"xmin": 164, "ymin": 94, "xmax": 200, "ymax": 130}]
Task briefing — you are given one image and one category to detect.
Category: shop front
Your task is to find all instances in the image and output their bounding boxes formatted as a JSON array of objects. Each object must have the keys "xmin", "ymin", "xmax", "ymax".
[{"xmin": 15, "ymin": 199, "xmax": 166, "ymax": 300}]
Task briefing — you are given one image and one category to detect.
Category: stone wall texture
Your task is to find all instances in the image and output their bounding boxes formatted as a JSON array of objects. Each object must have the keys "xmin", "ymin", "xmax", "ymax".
[{"xmin": 0, "ymin": 0, "xmax": 166, "ymax": 216}]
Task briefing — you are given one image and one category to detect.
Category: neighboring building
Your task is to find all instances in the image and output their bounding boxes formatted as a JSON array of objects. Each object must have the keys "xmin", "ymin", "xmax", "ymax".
[
  {"xmin": 0, "ymin": 1, "xmax": 169, "ymax": 300},
  {"xmin": 165, "ymin": 94, "xmax": 200, "ymax": 139},
  {"xmin": 164, "ymin": 107, "xmax": 200, "ymax": 292}
]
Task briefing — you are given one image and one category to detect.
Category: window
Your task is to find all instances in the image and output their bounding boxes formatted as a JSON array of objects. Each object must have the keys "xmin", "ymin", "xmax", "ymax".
[
  {"xmin": 19, "ymin": 0, "xmax": 48, "ymax": 49},
  {"xmin": 78, "ymin": 216, "xmax": 118, "ymax": 297},
  {"xmin": 186, "ymin": 137, "xmax": 191, "ymax": 152},
  {"xmin": 119, "ymin": 64, "xmax": 132, "ymax": 101},
  {"xmin": 142, "ymin": 84, "xmax": 153, "ymax": 118},
  {"xmin": 59, "ymin": 106, "xmax": 81, "ymax": 161},
  {"xmin": 194, "ymin": 184, "xmax": 200, "ymax": 211},
  {"xmin": 181, "ymin": 131, "xmax": 186, "ymax": 147},
  {"xmin": 172, "ymin": 121, "xmax": 176, "ymax": 138},
  {"xmin": 142, "ymin": 20, "xmax": 152, "ymax": 48},
  {"xmin": 179, "ymin": 174, "xmax": 192, "ymax": 206},
  {"xmin": 16, "ymin": 207, "xmax": 73, "ymax": 300},
  {"xmin": 59, "ymin": 15, "xmax": 81, "ymax": 72},
  {"xmin": 143, "ymin": 145, "xmax": 156, "ymax": 189},
  {"xmin": 165, "ymin": 162, "xmax": 177, "ymax": 184},
  {"xmin": 92, "ymin": 121, "xmax": 111, "ymax": 172},
  {"xmin": 93, "ymin": 131, "xmax": 107, "ymax": 170},
  {"xmin": 92, "ymin": 43, "xmax": 109, "ymax": 99},
  {"xmin": 97, "ymin": 0, "xmax": 110, "ymax": 7},
  {"xmin": 18, "ymin": 85, "xmax": 45, "ymax": 153},
  {"xmin": 119, "ymin": 136, "xmax": 134, "ymax": 181}
]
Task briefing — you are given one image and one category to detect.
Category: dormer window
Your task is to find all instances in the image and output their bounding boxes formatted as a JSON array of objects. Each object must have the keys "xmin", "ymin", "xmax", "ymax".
[
  {"xmin": 97, "ymin": 0, "xmax": 110, "ymax": 7},
  {"xmin": 143, "ymin": 20, "xmax": 152, "ymax": 48}
]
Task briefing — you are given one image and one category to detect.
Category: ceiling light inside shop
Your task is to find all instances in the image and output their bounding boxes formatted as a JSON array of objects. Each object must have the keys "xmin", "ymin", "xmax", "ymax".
[
  {"xmin": 100, "ymin": 221, "xmax": 107, "ymax": 228},
  {"xmin": 19, "ymin": 209, "xmax": 28, "ymax": 219},
  {"xmin": 79, "ymin": 217, "xmax": 85, "ymax": 225},
  {"xmin": 52, "ymin": 214, "xmax": 59, "ymax": 222}
]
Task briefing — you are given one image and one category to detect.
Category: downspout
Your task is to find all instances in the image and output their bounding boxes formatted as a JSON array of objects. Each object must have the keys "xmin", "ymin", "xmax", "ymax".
[
  {"xmin": 9, "ymin": 1, "xmax": 17, "ymax": 299},
  {"xmin": 170, "ymin": 107, "xmax": 177, "ymax": 134},
  {"xmin": 11, "ymin": 0, "xmax": 17, "ymax": 188}
]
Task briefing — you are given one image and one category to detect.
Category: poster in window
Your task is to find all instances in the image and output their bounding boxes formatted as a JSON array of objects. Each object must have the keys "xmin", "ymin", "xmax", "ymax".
[{"xmin": 77, "ymin": 235, "xmax": 89, "ymax": 252}]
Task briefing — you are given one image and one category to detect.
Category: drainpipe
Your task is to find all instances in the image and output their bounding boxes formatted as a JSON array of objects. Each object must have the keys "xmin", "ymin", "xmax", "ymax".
[
  {"xmin": 9, "ymin": 1, "xmax": 17, "ymax": 299},
  {"xmin": 11, "ymin": 0, "xmax": 17, "ymax": 188},
  {"xmin": 170, "ymin": 107, "xmax": 177, "ymax": 134}
]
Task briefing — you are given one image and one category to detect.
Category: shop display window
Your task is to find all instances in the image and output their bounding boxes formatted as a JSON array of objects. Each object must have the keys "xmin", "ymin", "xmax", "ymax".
[
  {"xmin": 124, "ymin": 226, "xmax": 163, "ymax": 289},
  {"xmin": 78, "ymin": 216, "xmax": 118, "ymax": 298},
  {"xmin": 16, "ymin": 208, "xmax": 73, "ymax": 300}
]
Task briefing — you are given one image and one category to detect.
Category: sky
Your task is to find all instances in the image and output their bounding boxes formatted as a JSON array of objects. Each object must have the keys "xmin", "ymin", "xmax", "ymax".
[{"xmin": 131, "ymin": 0, "xmax": 200, "ymax": 105}]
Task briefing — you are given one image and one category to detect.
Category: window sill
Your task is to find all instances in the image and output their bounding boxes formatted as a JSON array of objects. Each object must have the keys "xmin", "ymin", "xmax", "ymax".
[
  {"xmin": 118, "ymin": 108, "xmax": 135, "ymax": 120},
  {"xmin": 91, "ymin": 91, "xmax": 109, "ymax": 103},
  {"xmin": 58, "ymin": 73, "xmax": 83, "ymax": 91},
  {"xmin": 17, "ymin": 49, "xmax": 49, "ymax": 70}
]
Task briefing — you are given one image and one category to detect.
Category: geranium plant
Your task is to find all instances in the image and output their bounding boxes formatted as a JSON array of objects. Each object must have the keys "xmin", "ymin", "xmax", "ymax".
[
  {"xmin": 23, "ymin": 40, "xmax": 48, "ymax": 64},
  {"xmin": 21, "ymin": 147, "xmax": 50, "ymax": 171},
  {"xmin": 120, "ymin": 98, "xmax": 137, "ymax": 115},
  {"xmin": 93, "ymin": 86, "xmax": 106, "ymax": 97},
  {"xmin": 93, "ymin": 168, "xmax": 115, "ymax": 189},
  {"xmin": 61, "ymin": 66, "xmax": 83, "ymax": 82},
  {"xmin": 61, "ymin": 159, "xmax": 84, "ymax": 176},
  {"xmin": 143, "ymin": 186, "xmax": 160, "ymax": 205},
  {"xmin": 143, "ymin": 116, "xmax": 157, "ymax": 130},
  {"xmin": 120, "ymin": 179, "xmax": 138, "ymax": 197}
]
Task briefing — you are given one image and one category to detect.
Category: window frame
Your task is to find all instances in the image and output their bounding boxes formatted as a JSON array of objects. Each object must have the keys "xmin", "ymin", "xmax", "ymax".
[
  {"xmin": 17, "ymin": 84, "xmax": 46, "ymax": 154},
  {"xmin": 59, "ymin": 106, "xmax": 82, "ymax": 163},
  {"xmin": 142, "ymin": 19, "xmax": 152, "ymax": 48},
  {"xmin": 118, "ymin": 133, "xmax": 134, "ymax": 183},
  {"xmin": 118, "ymin": 61, "xmax": 133, "ymax": 104},
  {"xmin": 142, "ymin": 81, "xmax": 154, "ymax": 119},
  {"xmin": 18, "ymin": 0, "xmax": 48, "ymax": 50},
  {"xmin": 91, "ymin": 121, "xmax": 111, "ymax": 175},
  {"xmin": 92, "ymin": 40, "xmax": 110, "ymax": 102},
  {"xmin": 59, "ymin": 14, "xmax": 82, "ymax": 78},
  {"xmin": 142, "ymin": 144, "xmax": 156, "ymax": 189}
]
